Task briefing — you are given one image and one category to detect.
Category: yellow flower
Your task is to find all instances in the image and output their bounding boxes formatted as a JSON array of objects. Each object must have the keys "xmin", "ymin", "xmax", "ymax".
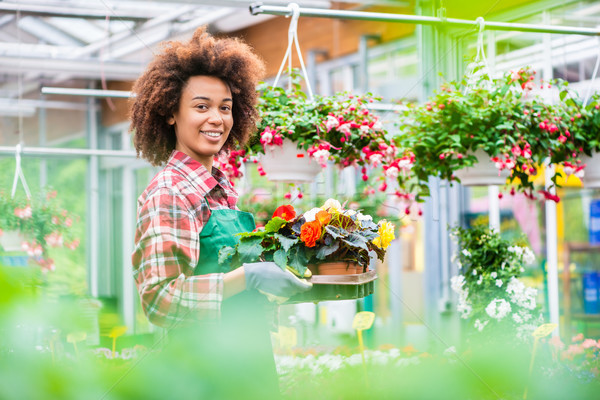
[
  {"xmin": 321, "ymin": 198, "xmax": 342, "ymax": 213},
  {"xmin": 372, "ymin": 220, "xmax": 395, "ymax": 249}
]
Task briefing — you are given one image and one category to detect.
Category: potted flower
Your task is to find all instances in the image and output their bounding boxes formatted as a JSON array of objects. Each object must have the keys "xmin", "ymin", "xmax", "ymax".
[
  {"xmin": 239, "ymin": 71, "xmax": 396, "ymax": 184},
  {"xmin": 394, "ymin": 67, "xmax": 584, "ymax": 203},
  {"xmin": 0, "ymin": 190, "xmax": 79, "ymax": 272},
  {"xmin": 218, "ymin": 198, "xmax": 395, "ymax": 277},
  {"xmin": 449, "ymin": 224, "xmax": 542, "ymax": 343},
  {"xmin": 562, "ymin": 92, "xmax": 600, "ymax": 188}
]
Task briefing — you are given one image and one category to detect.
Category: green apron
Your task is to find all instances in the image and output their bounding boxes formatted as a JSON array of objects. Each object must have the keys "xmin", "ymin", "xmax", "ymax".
[{"xmin": 194, "ymin": 208, "xmax": 280, "ymax": 399}]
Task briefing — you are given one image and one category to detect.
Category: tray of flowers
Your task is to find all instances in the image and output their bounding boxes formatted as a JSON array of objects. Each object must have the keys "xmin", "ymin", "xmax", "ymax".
[{"xmin": 218, "ymin": 199, "xmax": 395, "ymax": 304}]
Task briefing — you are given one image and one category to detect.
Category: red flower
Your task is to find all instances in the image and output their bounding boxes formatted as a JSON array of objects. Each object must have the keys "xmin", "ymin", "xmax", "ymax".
[
  {"xmin": 300, "ymin": 220, "xmax": 322, "ymax": 248},
  {"xmin": 272, "ymin": 205, "xmax": 296, "ymax": 221}
]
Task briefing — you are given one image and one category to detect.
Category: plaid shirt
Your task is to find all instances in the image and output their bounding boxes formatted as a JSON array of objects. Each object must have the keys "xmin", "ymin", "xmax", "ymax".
[{"xmin": 132, "ymin": 150, "xmax": 239, "ymax": 328}]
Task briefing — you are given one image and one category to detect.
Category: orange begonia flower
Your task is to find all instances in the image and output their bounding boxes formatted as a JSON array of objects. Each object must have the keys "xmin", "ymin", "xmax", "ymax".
[
  {"xmin": 300, "ymin": 220, "xmax": 322, "ymax": 247},
  {"xmin": 315, "ymin": 210, "xmax": 331, "ymax": 226}
]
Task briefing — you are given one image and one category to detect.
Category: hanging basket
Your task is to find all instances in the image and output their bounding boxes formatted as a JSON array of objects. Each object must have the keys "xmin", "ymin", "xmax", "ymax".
[
  {"xmin": 454, "ymin": 149, "xmax": 510, "ymax": 186},
  {"xmin": 582, "ymin": 152, "xmax": 600, "ymax": 189},
  {"xmin": 259, "ymin": 139, "xmax": 322, "ymax": 183},
  {"xmin": 0, "ymin": 230, "xmax": 25, "ymax": 252}
]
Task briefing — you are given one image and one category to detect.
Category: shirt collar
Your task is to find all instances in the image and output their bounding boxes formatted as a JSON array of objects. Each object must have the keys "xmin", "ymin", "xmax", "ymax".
[{"xmin": 166, "ymin": 150, "xmax": 230, "ymax": 194}]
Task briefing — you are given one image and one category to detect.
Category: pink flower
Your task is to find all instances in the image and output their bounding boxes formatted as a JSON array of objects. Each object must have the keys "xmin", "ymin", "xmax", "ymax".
[
  {"xmin": 378, "ymin": 182, "xmax": 388, "ymax": 192},
  {"xmin": 439, "ymin": 153, "xmax": 445, "ymax": 160},
  {"xmin": 511, "ymin": 146, "xmax": 522, "ymax": 157},
  {"xmin": 582, "ymin": 339, "xmax": 597, "ymax": 349},
  {"xmin": 259, "ymin": 127, "xmax": 274, "ymax": 145},
  {"xmin": 14, "ymin": 205, "xmax": 32, "ymax": 219},
  {"xmin": 45, "ymin": 232, "xmax": 63, "ymax": 247},
  {"xmin": 337, "ymin": 123, "xmax": 352, "ymax": 136},
  {"xmin": 558, "ymin": 135, "xmax": 567, "ymax": 144},
  {"xmin": 384, "ymin": 166, "xmax": 399, "ymax": 179},
  {"xmin": 572, "ymin": 333, "xmax": 584, "ymax": 342},
  {"xmin": 325, "ymin": 115, "xmax": 339, "ymax": 132},
  {"xmin": 368, "ymin": 152, "xmax": 384, "ymax": 167},
  {"xmin": 360, "ymin": 125, "xmax": 370, "ymax": 135}
]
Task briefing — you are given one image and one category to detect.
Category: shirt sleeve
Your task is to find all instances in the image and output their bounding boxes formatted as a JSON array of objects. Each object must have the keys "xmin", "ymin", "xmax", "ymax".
[{"xmin": 132, "ymin": 188, "xmax": 223, "ymax": 328}]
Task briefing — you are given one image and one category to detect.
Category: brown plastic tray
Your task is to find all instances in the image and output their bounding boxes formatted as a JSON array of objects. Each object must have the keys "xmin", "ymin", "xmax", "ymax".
[{"xmin": 285, "ymin": 270, "xmax": 377, "ymax": 304}]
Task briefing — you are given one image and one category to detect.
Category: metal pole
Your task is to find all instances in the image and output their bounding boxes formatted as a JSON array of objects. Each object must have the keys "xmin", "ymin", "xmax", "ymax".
[
  {"xmin": 249, "ymin": 4, "xmax": 600, "ymax": 36},
  {"xmin": 0, "ymin": 146, "xmax": 137, "ymax": 158},
  {"xmin": 41, "ymin": 87, "xmax": 134, "ymax": 98}
]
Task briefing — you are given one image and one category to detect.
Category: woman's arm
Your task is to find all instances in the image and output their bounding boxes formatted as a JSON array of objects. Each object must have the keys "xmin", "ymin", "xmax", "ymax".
[
  {"xmin": 132, "ymin": 189, "xmax": 227, "ymax": 328},
  {"xmin": 223, "ymin": 267, "xmax": 246, "ymax": 299}
]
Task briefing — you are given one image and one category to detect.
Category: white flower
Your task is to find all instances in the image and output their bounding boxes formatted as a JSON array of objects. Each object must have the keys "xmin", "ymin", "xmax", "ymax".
[
  {"xmin": 495, "ymin": 279, "xmax": 503, "ymax": 287},
  {"xmin": 508, "ymin": 246, "xmax": 523, "ymax": 257},
  {"xmin": 303, "ymin": 207, "xmax": 323, "ymax": 222},
  {"xmin": 357, "ymin": 212, "xmax": 372, "ymax": 222},
  {"xmin": 338, "ymin": 123, "xmax": 352, "ymax": 135},
  {"xmin": 373, "ymin": 120, "xmax": 383, "ymax": 131},
  {"xmin": 474, "ymin": 319, "xmax": 489, "ymax": 332},
  {"xmin": 450, "ymin": 275, "xmax": 466, "ymax": 293},
  {"xmin": 325, "ymin": 115, "xmax": 339, "ymax": 131},
  {"xmin": 312, "ymin": 149, "xmax": 330, "ymax": 167},
  {"xmin": 360, "ymin": 125, "xmax": 371, "ymax": 135},
  {"xmin": 343, "ymin": 209, "xmax": 357, "ymax": 217},
  {"xmin": 490, "ymin": 272, "xmax": 497, "ymax": 279},
  {"xmin": 457, "ymin": 296, "xmax": 472, "ymax": 319},
  {"xmin": 462, "ymin": 249, "xmax": 471, "ymax": 257},
  {"xmin": 485, "ymin": 298, "xmax": 512, "ymax": 320},
  {"xmin": 321, "ymin": 198, "xmax": 342, "ymax": 213},
  {"xmin": 522, "ymin": 247, "xmax": 535, "ymax": 265},
  {"xmin": 477, "ymin": 276, "xmax": 483, "ymax": 285},
  {"xmin": 472, "ymin": 269, "xmax": 477, "ymax": 276},
  {"xmin": 384, "ymin": 166, "xmax": 399, "ymax": 178}
]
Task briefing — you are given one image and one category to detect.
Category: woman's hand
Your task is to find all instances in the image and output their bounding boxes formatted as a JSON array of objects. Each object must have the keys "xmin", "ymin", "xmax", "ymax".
[{"xmin": 243, "ymin": 262, "xmax": 312, "ymax": 300}]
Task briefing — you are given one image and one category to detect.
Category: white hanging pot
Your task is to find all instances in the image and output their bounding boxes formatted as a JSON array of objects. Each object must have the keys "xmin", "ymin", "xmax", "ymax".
[
  {"xmin": 454, "ymin": 149, "xmax": 510, "ymax": 186},
  {"xmin": 582, "ymin": 152, "xmax": 600, "ymax": 188},
  {"xmin": 259, "ymin": 139, "xmax": 322, "ymax": 183},
  {"xmin": 0, "ymin": 230, "xmax": 25, "ymax": 252}
]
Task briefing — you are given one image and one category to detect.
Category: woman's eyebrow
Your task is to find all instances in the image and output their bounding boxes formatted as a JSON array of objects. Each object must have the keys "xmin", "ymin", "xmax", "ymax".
[{"xmin": 191, "ymin": 95, "xmax": 233, "ymax": 102}]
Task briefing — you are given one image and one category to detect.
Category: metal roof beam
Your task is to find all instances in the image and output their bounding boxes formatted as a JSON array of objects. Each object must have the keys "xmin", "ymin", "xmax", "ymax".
[
  {"xmin": 0, "ymin": 2, "xmax": 159, "ymax": 20},
  {"xmin": 0, "ymin": 55, "xmax": 143, "ymax": 80}
]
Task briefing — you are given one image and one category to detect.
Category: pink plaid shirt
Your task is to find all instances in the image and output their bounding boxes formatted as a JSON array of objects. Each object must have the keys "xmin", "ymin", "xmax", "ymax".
[{"xmin": 132, "ymin": 150, "xmax": 239, "ymax": 328}]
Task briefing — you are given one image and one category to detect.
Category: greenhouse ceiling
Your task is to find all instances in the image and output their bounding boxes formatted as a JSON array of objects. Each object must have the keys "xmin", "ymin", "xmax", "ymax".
[{"xmin": 0, "ymin": 0, "xmax": 408, "ymax": 97}]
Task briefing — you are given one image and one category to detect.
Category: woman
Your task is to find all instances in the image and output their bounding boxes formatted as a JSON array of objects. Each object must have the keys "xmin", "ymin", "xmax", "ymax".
[{"xmin": 130, "ymin": 27, "xmax": 311, "ymax": 398}]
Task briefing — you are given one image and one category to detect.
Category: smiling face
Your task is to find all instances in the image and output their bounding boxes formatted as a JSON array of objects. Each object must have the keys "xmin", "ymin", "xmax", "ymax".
[{"xmin": 168, "ymin": 75, "xmax": 233, "ymax": 171}]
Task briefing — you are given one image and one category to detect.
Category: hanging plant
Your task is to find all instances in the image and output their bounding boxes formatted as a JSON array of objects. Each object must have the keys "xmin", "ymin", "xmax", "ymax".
[
  {"xmin": 0, "ymin": 190, "xmax": 79, "ymax": 272},
  {"xmin": 393, "ymin": 66, "xmax": 593, "ymax": 204},
  {"xmin": 221, "ymin": 72, "xmax": 397, "ymax": 186}
]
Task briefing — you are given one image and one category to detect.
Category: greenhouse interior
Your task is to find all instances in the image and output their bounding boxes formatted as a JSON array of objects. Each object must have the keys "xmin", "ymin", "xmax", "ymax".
[{"xmin": 1, "ymin": 0, "xmax": 600, "ymax": 398}]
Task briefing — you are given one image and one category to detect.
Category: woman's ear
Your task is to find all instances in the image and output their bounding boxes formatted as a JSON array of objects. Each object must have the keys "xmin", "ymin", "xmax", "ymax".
[{"xmin": 167, "ymin": 116, "xmax": 175, "ymax": 125}]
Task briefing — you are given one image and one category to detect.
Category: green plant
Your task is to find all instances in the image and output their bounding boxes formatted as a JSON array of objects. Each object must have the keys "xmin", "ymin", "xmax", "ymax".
[
  {"xmin": 0, "ymin": 190, "xmax": 79, "ymax": 272},
  {"xmin": 218, "ymin": 199, "xmax": 394, "ymax": 276},
  {"xmin": 394, "ymin": 67, "xmax": 598, "ymax": 203},
  {"xmin": 450, "ymin": 224, "xmax": 541, "ymax": 342}
]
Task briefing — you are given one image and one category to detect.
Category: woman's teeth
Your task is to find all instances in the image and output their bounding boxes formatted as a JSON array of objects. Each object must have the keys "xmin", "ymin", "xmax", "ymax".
[{"xmin": 202, "ymin": 131, "xmax": 222, "ymax": 138}]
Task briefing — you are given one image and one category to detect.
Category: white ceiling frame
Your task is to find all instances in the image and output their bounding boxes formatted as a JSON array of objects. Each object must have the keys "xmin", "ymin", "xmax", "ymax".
[
  {"xmin": 0, "ymin": 1, "xmax": 162, "ymax": 20},
  {"xmin": 0, "ymin": 55, "xmax": 143, "ymax": 80}
]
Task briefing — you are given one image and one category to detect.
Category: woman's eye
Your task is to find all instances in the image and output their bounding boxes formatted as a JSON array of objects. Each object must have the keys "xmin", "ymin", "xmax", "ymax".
[
  {"xmin": 221, "ymin": 105, "xmax": 231, "ymax": 111},
  {"xmin": 196, "ymin": 104, "xmax": 208, "ymax": 110}
]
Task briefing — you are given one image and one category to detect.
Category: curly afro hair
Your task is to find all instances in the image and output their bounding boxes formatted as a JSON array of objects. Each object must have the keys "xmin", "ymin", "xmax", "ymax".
[{"xmin": 129, "ymin": 27, "xmax": 265, "ymax": 166}]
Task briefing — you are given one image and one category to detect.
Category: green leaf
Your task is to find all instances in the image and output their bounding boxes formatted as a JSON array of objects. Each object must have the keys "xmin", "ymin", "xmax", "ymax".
[
  {"xmin": 274, "ymin": 233, "xmax": 298, "ymax": 252},
  {"xmin": 287, "ymin": 246, "xmax": 309, "ymax": 276},
  {"xmin": 325, "ymin": 225, "xmax": 348, "ymax": 239},
  {"xmin": 218, "ymin": 246, "xmax": 236, "ymax": 265},
  {"xmin": 341, "ymin": 232, "xmax": 369, "ymax": 251},
  {"xmin": 273, "ymin": 249, "xmax": 288, "ymax": 270},
  {"xmin": 237, "ymin": 236, "xmax": 264, "ymax": 263},
  {"xmin": 265, "ymin": 217, "xmax": 287, "ymax": 233},
  {"xmin": 316, "ymin": 241, "xmax": 339, "ymax": 260}
]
